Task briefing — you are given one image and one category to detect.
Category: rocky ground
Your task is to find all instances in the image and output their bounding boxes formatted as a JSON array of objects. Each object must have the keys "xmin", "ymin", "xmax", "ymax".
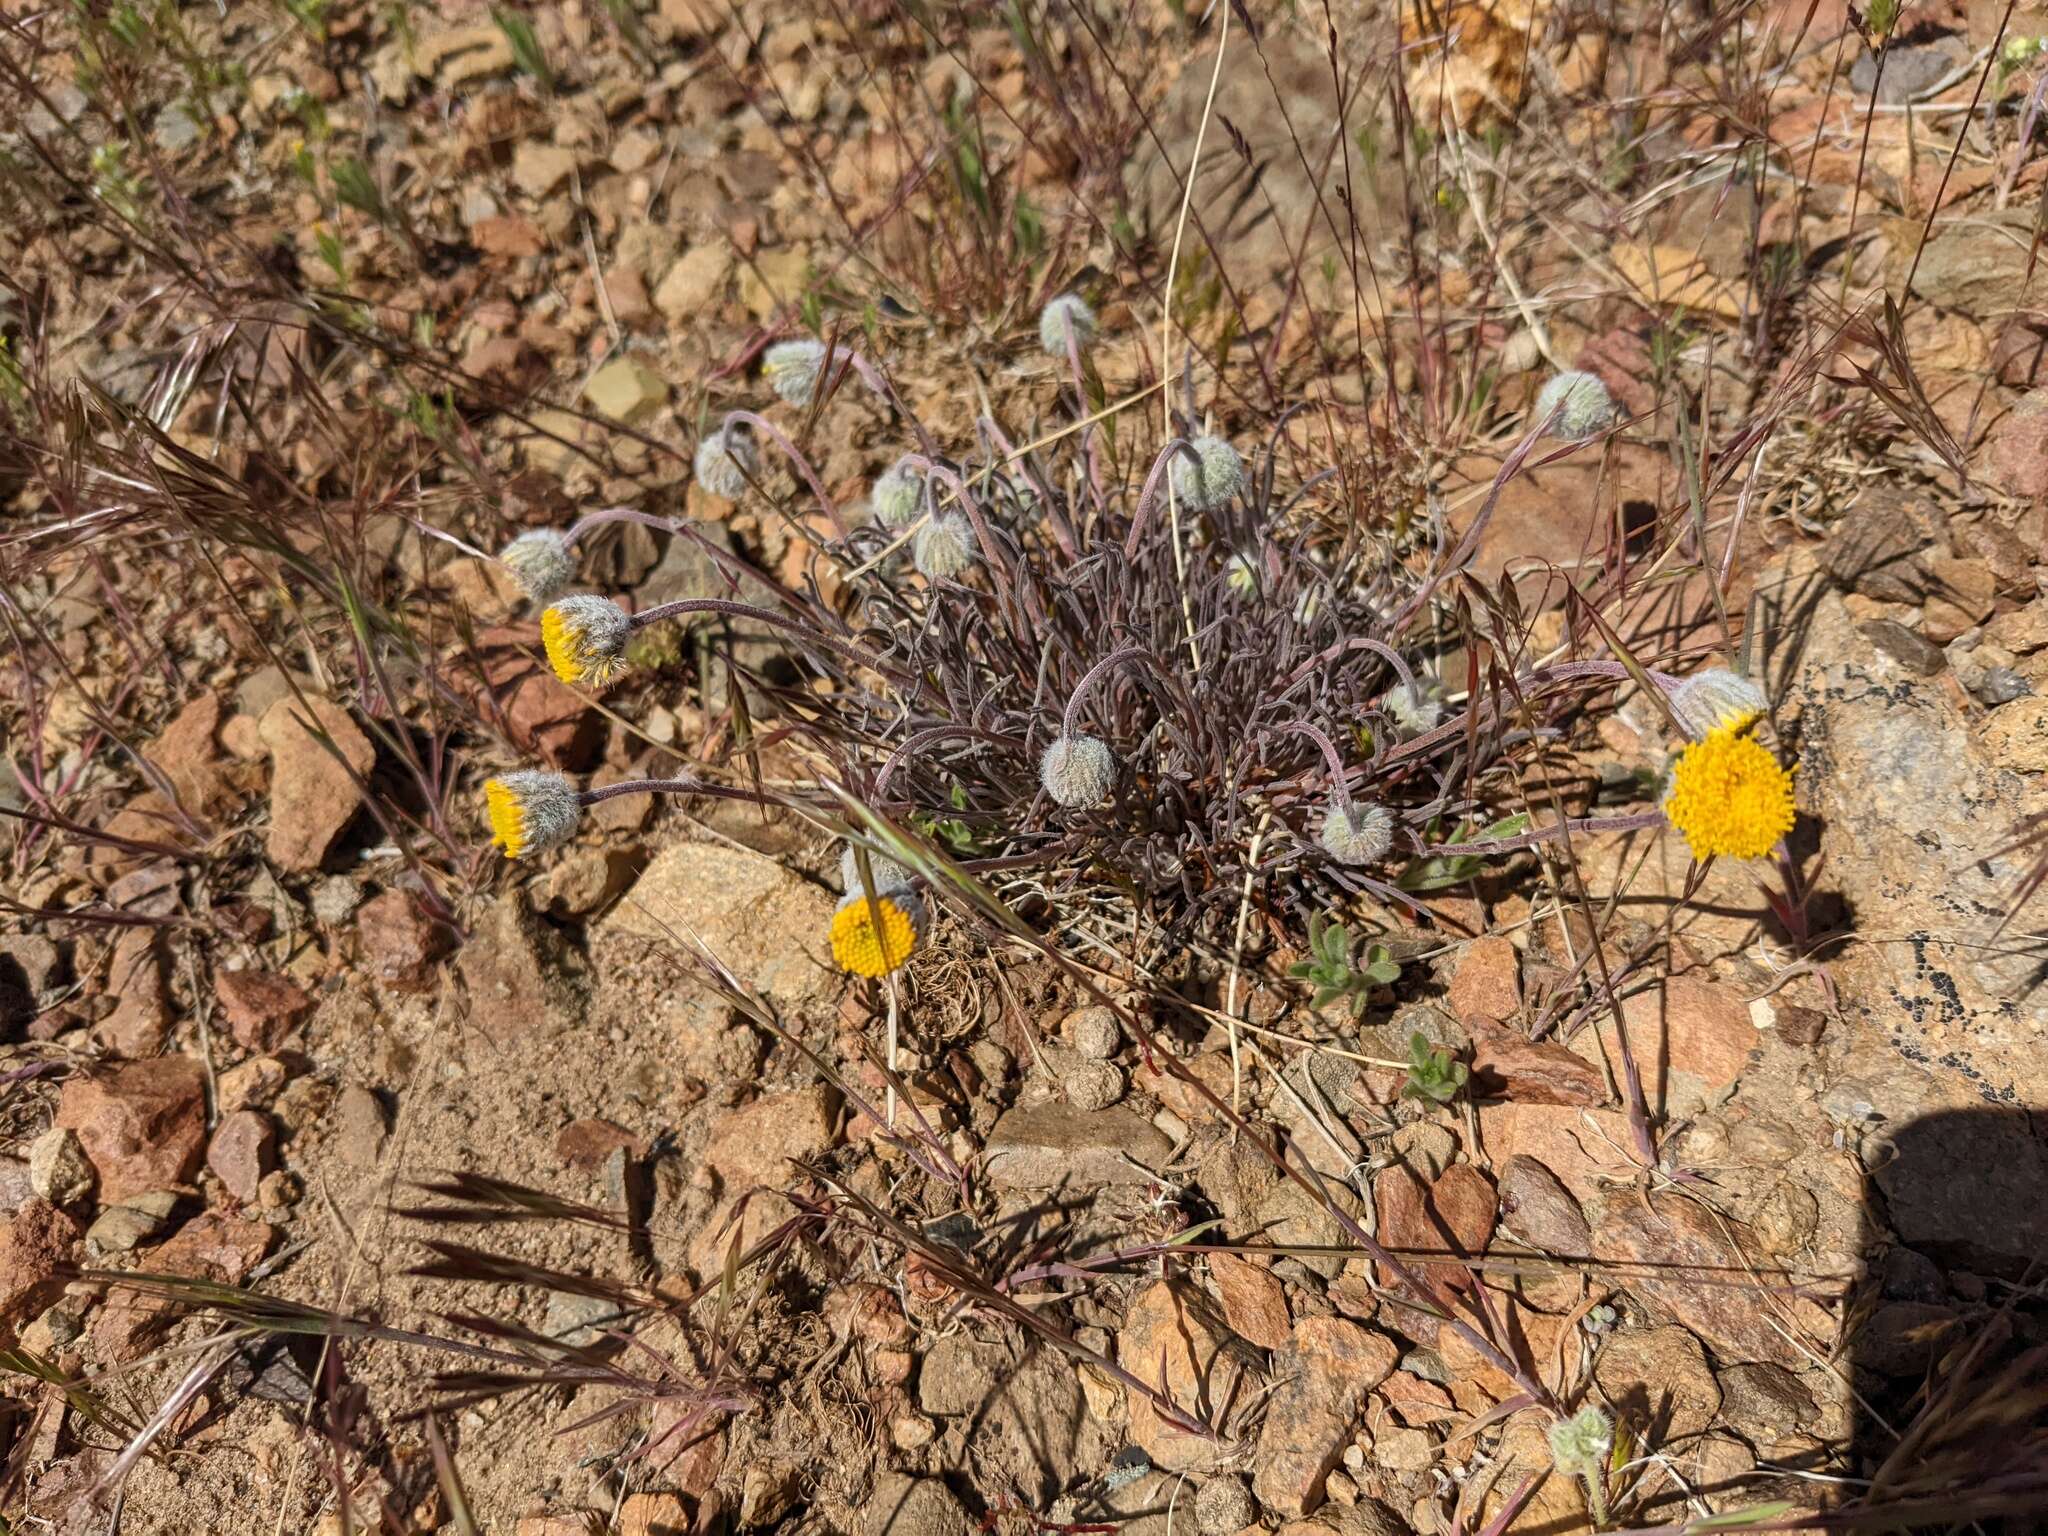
[{"xmin": 4, "ymin": 0, "xmax": 2048, "ymax": 1530}]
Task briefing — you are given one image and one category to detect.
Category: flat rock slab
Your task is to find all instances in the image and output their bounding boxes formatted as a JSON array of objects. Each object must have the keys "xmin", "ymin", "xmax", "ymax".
[
  {"xmin": 600, "ymin": 841, "xmax": 836, "ymax": 1016},
  {"xmin": 1252, "ymin": 1316, "xmax": 1397, "ymax": 1517},
  {"xmin": 982, "ymin": 1102, "xmax": 1171, "ymax": 1191}
]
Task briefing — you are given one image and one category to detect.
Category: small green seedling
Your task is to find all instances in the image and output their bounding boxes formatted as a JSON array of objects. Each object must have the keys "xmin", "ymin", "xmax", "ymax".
[
  {"xmin": 1400, "ymin": 1031, "xmax": 1469, "ymax": 1106},
  {"xmin": 1289, "ymin": 913, "xmax": 1400, "ymax": 1020}
]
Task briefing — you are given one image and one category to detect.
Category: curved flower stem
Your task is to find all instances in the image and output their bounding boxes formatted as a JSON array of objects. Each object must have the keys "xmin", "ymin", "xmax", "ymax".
[
  {"xmin": 579, "ymin": 775, "xmax": 774, "ymax": 807},
  {"xmin": 1120, "ymin": 438, "xmax": 1199, "ymax": 560},
  {"xmin": 1276, "ymin": 720, "xmax": 1357, "ymax": 822},
  {"xmin": 1065, "ymin": 328, "xmax": 1105, "ymax": 513},
  {"xmin": 563, "ymin": 505, "xmax": 675, "ymax": 547},
  {"xmin": 978, "ymin": 417, "xmax": 1078, "ymax": 562},
  {"xmin": 872, "ymin": 723, "xmax": 1021, "ymax": 801},
  {"xmin": 1422, "ymin": 809, "xmax": 1664, "ymax": 858},
  {"xmin": 722, "ymin": 410, "xmax": 848, "ymax": 539},
  {"xmin": 627, "ymin": 596, "xmax": 905, "ymax": 686},
  {"xmin": 897, "ymin": 453, "xmax": 1022, "ymax": 620},
  {"xmin": 835, "ymin": 344, "xmax": 937, "ymax": 459},
  {"xmin": 1060, "ymin": 644, "xmax": 1154, "ymax": 739}
]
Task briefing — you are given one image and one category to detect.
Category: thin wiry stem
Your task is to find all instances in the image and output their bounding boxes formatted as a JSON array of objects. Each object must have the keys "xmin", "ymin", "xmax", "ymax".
[{"xmin": 722, "ymin": 410, "xmax": 847, "ymax": 538}]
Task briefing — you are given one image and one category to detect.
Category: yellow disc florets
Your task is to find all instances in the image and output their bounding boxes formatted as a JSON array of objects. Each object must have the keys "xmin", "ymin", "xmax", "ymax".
[
  {"xmin": 1662, "ymin": 714, "xmax": 1796, "ymax": 862},
  {"xmin": 830, "ymin": 890, "xmax": 923, "ymax": 978}
]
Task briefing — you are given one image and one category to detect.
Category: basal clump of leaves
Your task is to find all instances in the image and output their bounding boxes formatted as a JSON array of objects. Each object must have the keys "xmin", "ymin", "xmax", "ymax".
[
  {"xmin": 486, "ymin": 313, "xmax": 1583, "ymax": 954},
  {"xmin": 1288, "ymin": 912, "xmax": 1401, "ymax": 1019}
]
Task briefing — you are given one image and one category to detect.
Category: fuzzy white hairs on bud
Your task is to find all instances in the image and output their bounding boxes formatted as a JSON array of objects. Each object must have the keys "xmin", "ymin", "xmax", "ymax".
[
  {"xmin": 694, "ymin": 424, "xmax": 756, "ymax": 500},
  {"xmin": 1038, "ymin": 293, "xmax": 1096, "ymax": 357},
  {"xmin": 1040, "ymin": 734, "xmax": 1116, "ymax": 809},
  {"xmin": 486, "ymin": 770, "xmax": 583, "ymax": 858},
  {"xmin": 498, "ymin": 530, "xmax": 576, "ymax": 605},
  {"xmin": 1533, "ymin": 371, "xmax": 1619, "ymax": 440},
  {"xmin": 762, "ymin": 338, "xmax": 828, "ymax": 408},
  {"xmin": 1386, "ymin": 687, "xmax": 1441, "ymax": 735},
  {"xmin": 913, "ymin": 515, "xmax": 976, "ymax": 581},
  {"xmin": 1669, "ymin": 667, "xmax": 1767, "ymax": 740},
  {"xmin": 840, "ymin": 843, "xmax": 915, "ymax": 898},
  {"xmin": 872, "ymin": 456, "xmax": 926, "ymax": 530},
  {"xmin": 1170, "ymin": 436, "xmax": 1246, "ymax": 512},
  {"xmin": 1319, "ymin": 803, "xmax": 1394, "ymax": 865}
]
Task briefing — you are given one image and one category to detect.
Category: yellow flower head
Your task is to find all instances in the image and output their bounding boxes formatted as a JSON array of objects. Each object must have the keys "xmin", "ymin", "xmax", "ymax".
[
  {"xmin": 1662, "ymin": 715, "xmax": 1795, "ymax": 862},
  {"xmin": 540, "ymin": 595, "xmax": 631, "ymax": 687},
  {"xmin": 483, "ymin": 770, "xmax": 580, "ymax": 859},
  {"xmin": 830, "ymin": 890, "xmax": 924, "ymax": 978}
]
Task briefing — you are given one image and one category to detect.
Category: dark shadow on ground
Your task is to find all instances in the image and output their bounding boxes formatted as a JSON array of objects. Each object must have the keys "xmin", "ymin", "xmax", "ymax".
[{"xmin": 1847, "ymin": 1106, "xmax": 2048, "ymax": 1533}]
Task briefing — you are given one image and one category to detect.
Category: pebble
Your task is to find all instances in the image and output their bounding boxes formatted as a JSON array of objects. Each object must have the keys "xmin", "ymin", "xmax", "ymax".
[
  {"xmin": 85, "ymin": 1190, "xmax": 180, "ymax": 1255},
  {"xmin": 27, "ymin": 1128, "xmax": 94, "ymax": 1207},
  {"xmin": 1195, "ymin": 1476, "xmax": 1256, "ymax": 1536},
  {"xmin": 56, "ymin": 1056, "xmax": 207, "ymax": 1202},
  {"xmin": 207, "ymin": 1110, "xmax": 277, "ymax": 1205},
  {"xmin": 1062, "ymin": 1059, "xmax": 1124, "ymax": 1111},
  {"xmin": 1061, "ymin": 1005, "xmax": 1121, "ymax": 1059}
]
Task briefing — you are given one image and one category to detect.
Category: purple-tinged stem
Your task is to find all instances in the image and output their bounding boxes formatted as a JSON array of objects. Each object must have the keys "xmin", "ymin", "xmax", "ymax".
[
  {"xmin": 1423, "ymin": 809, "xmax": 1665, "ymax": 858},
  {"xmin": 1277, "ymin": 721, "xmax": 1358, "ymax": 822},
  {"xmin": 836, "ymin": 345, "xmax": 937, "ymax": 459},
  {"xmin": 872, "ymin": 724, "xmax": 1019, "ymax": 800},
  {"xmin": 1065, "ymin": 327, "xmax": 1105, "ymax": 513},
  {"xmin": 1061, "ymin": 645, "xmax": 1153, "ymax": 739},
  {"xmin": 978, "ymin": 417, "xmax": 1078, "ymax": 562},
  {"xmin": 578, "ymin": 775, "xmax": 775, "ymax": 808},
  {"xmin": 1121, "ymin": 438, "xmax": 1200, "ymax": 560},
  {"xmin": 722, "ymin": 410, "xmax": 848, "ymax": 539},
  {"xmin": 626, "ymin": 596, "xmax": 896, "ymax": 682},
  {"xmin": 897, "ymin": 453, "xmax": 1021, "ymax": 618},
  {"xmin": 563, "ymin": 505, "xmax": 676, "ymax": 546}
]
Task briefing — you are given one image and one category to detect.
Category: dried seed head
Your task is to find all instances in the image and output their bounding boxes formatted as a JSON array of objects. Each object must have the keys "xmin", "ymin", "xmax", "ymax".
[
  {"xmin": 484, "ymin": 770, "xmax": 582, "ymax": 859},
  {"xmin": 693, "ymin": 424, "xmax": 756, "ymax": 500},
  {"xmin": 840, "ymin": 843, "xmax": 915, "ymax": 898},
  {"xmin": 830, "ymin": 887, "xmax": 925, "ymax": 977},
  {"xmin": 1038, "ymin": 292, "xmax": 1096, "ymax": 356},
  {"xmin": 1669, "ymin": 667, "xmax": 1768, "ymax": 740},
  {"xmin": 912, "ymin": 515, "xmax": 976, "ymax": 580},
  {"xmin": 1170, "ymin": 435, "xmax": 1246, "ymax": 512},
  {"xmin": 762, "ymin": 338, "xmax": 828, "ymax": 407},
  {"xmin": 540, "ymin": 594, "xmax": 633, "ymax": 687},
  {"xmin": 1319, "ymin": 802, "xmax": 1394, "ymax": 865},
  {"xmin": 498, "ymin": 529, "xmax": 576, "ymax": 605},
  {"xmin": 1040, "ymin": 733, "xmax": 1116, "ymax": 809},
  {"xmin": 1533, "ymin": 370, "xmax": 1619, "ymax": 440},
  {"xmin": 871, "ymin": 455, "xmax": 926, "ymax": 529}
]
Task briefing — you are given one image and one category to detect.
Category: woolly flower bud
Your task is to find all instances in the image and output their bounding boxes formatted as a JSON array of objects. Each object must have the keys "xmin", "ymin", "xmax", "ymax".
[
  {"xmin": 1169, "ymin": 435, "xmax": 1246, "ymax": 512},
  {"xmin": 1319, "ymin": 802, "xmax": 1394, "ymax": 865},
  {"xmin": 762, "ymin": 338, "xmax": 828, "ymax": 407},
  {"xmin": 1386, "ymin": 687, "xmax": 1441, "ymax": 735},
  {"xmin": 1040, "ymin": 733, "xmax": 1115, "ymax": 809},
  {"xmin": 831, "ymin": 887, "xmax": 925, "ymax": 978},
  {"xmin": 484, "ymin": 770, "xmax": 581, "ymax": 859},
  {"xmin": 1670, "ymin": 667, "xmax": 1768, "ymax": 740},
  {"xmin": 541, "ymin": 594, "xmax": 633, "ymax": 687},
  {"xmin": 1534, "ymin": 370, "xmax": 1619, "ymax": 440},
  {"xmin": 840, "ymin": 843, "xmax": 914, "ymax": 898},
  {"xmin": 1546, "ymin": 1406, "xmax": 1612, "ymax": 1478},
  {"xmin": 1038, "ymin": 292, "xmax": 1096, "ymax": 357},
  {"xmin": 913, "ymin": 515, "xmax": 976, "ymax": 581},
  {"xmin": 498, "ymin": 529, "xmax": 576, "ymax": 605},
  {"xmin": 693, "ymin": 424, "xmax": 756, "ymax": 500},
  {"xmin": 872, "ymin": 455, "xmax": 926, "ymax": 530}
]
